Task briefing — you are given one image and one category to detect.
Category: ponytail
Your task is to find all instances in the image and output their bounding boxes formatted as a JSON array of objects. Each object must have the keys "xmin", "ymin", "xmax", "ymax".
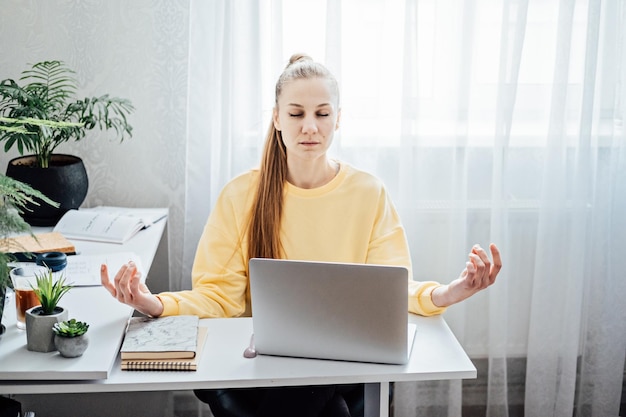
[{"xmin": 247, "ymin": 54, "xmax": 339, "ymax": 261}]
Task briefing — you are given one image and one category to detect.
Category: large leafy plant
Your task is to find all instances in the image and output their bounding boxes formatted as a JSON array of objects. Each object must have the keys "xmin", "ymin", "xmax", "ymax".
[
  {"xmin": 0, "ymin": 60, "xmax": 134, "ymax": 168},
  {"xmin": 0, "ymin": 173, "xmax": 57, "ymax": 292}
]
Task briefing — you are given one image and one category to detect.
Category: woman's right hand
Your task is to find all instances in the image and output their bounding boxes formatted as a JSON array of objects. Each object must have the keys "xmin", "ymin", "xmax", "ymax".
[{"xmin": 100, "ymin": 261, "xmax": 164, "ymax": 317}]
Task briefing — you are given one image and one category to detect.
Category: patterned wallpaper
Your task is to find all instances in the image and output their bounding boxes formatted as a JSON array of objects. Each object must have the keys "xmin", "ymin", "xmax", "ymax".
[{"xmin": 0, "ymin": 0, "xmax": 190, "ymax": 292}]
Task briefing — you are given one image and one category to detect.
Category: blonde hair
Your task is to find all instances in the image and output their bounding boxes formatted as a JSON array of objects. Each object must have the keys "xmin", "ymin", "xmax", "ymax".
[{"xmin": 247, "ymin": 54, "xmax": 339, "ymax": 261}]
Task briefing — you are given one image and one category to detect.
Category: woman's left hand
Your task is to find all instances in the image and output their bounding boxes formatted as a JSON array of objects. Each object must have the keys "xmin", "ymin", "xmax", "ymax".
[{"xmin": 431, "ymin": 243, "xmax": 502, "ymax": 308}]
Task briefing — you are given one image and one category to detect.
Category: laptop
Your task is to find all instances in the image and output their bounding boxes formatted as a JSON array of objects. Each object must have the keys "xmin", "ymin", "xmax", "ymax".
[{"xmin": 249, "ymin": 258, "xmax": 417, "ymax": 365}]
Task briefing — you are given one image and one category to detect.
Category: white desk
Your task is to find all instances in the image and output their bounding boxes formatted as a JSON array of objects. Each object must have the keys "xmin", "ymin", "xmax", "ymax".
[
  {"xmin": 0, "ymin": 211, "xmax": 476, "ymax": 417},
  {"xmin": 1, "ymin": 316, "xmax": 474, "ymax": 417},
  {"xmin": 0, "ymin": 211, "xmax": 168, "ymax": 380}
]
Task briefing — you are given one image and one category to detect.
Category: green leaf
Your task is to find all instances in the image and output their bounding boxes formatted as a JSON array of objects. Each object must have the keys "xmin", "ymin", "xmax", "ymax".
[
  {"xmin": 31, "ymin": 269, "xmax": 73, "ymax": 315},
  {"xmin": 0, "ymin": 60, "xmax": 134, "ymax": 167}
]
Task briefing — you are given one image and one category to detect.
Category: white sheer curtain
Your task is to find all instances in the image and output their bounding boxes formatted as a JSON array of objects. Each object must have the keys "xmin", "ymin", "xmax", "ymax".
[{"xmin": 185, "ymin": 0, "xmax": 626, "ymax": 416}]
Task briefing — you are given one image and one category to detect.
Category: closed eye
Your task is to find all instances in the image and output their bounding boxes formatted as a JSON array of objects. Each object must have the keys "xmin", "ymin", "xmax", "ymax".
[{"xmin": 289, "ymin": 113, "xmax": 303, "ymax": 118}]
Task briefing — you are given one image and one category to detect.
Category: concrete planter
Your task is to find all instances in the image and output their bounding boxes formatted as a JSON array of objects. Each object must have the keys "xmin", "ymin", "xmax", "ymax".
[
  {"xmin": 25, "ymin": 306, "xmax": 68, "ymax": 352},
  {"xmin": 54, "ymin": 334, "xmax": 89, "ymax": 358}
]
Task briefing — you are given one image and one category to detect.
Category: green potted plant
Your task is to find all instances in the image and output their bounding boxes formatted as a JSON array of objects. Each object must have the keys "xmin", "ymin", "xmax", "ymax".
[
  {"xmin": 0, "ymin": 60, "xmax": 135, "ymax": 226},
  {"xmin": 0, "ymin": 173, "xmax": 57, "ymax": 337},
  {"xmin": 53, "ymin": 318, "xmax": 90, "ymax": 358},
  {"xmin": 25, "ymin": 268, "xmax": 72, "ymax": 352}
]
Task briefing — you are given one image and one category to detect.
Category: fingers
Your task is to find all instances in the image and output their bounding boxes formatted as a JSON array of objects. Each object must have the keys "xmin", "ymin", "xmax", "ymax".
[
  {"xmin": 489, "ymin": 243, "xmax": 503, "ymax": 279},
  {"xmin": 468, "ymin": 243, "xmax": 502, "ymax": 287},
  {"xmin": 471, "ymin": 244, "xmax": 491, "ymax": 268},
  {"xmin": 114, "ymin": 261, "xmax": 143, "ymax": 303},
  {"xmin": 446, "ymin": 243, "xmax": 503, "ymax": 306},
  {"xmin": 468, "ymin": 244, "xmax": 495, "ymax": 289},
  {"xmin": 100, "ymin": 264, "xmax": 116, "ymax": 296},
  {"xmin": 99, "ymin": 261, "xmax": 144, "ymax": 305}
]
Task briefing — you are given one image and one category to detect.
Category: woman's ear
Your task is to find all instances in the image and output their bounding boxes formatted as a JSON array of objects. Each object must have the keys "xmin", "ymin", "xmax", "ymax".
[
  {"xmin": 335, "ymin": 108, "xmax": 342, "ymax": 130},
  {"xmin": 273, "ymin": 107, "xmax": 281, "ymax": 131}
]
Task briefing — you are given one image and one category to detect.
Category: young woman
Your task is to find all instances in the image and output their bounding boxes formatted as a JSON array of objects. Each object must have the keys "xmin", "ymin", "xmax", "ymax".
[{"xmin": 101, "ymin": 54, "xmax": 502, "ymax": 417}]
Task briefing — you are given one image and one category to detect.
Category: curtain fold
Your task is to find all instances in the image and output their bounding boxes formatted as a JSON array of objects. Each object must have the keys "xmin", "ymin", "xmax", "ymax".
[
  {"xmin": 186, "ymin": 0, "xmax": 626, "ymax": 415},
  {"xmin": 184, "ymin": 0, "xmax": 263, "ymax": 289},
  {"xmin": 486, "ymin": 0, "xmax": 529, "ymax": 413},
  {"xmin": 576, "ymin": 2, "xmax": 626, "ymax": 416},
  {"xmin": 525, "ymin": 1, "xmax": 582, "ymax": 415}
]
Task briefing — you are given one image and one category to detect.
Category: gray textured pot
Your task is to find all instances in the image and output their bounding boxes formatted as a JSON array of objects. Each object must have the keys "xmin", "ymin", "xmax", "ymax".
[
  {"xmin": 25, "ymin": 306, "xmax": 68, "ymax": 352},
  {"xmin": 54, "ymin": 334, "xmax": 89, "ymax": 358}
]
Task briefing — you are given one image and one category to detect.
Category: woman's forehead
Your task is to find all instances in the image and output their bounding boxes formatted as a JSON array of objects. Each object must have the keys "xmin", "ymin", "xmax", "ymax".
[{"xmin": 278, "ymin": 77, "xmax": 338, "ymax": 106}]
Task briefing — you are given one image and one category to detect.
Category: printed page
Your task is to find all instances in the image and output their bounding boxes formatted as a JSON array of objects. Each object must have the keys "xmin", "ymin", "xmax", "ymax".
[
  {"xmin": 64, "ymin": 251, "xmax": 145, "ymax": 286},
  {"xmin": 7, "ymin": 252, "xmax": 144, "ymax": 287},
  {"xmin": 53, "ymin": 210, "xmax": 144, "ymax": 243},
  {"xmin": 84, "ymin": 206, "xmax": 168, "ymax": 227}
]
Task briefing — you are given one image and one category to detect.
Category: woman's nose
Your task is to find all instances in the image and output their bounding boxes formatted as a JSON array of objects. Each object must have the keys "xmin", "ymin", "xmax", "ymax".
[{"xmin": 301, "ymin": 116, "xmax": 318, "ymax": 134}]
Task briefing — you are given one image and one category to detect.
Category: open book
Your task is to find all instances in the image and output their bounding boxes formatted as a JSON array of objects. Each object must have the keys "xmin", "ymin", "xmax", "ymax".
[{"xmin": 53, "ymin": 206, "xmax": 167, "ymax": 244}]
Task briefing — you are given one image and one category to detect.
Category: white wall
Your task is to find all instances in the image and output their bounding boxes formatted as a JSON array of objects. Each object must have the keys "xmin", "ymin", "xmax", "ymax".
[
  {"xmin": 0, "ymin": 0, "xmax": 190, "ymax": 295},
  {"xmin": 1, "ymin": 2, "xmax": 191, "ymax": 415}
]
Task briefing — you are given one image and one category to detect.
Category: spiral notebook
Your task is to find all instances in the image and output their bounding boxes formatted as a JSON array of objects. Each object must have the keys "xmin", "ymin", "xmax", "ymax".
[{"xmin": 121, "ymin": 326, "xmax": 207, "ymax": 371}]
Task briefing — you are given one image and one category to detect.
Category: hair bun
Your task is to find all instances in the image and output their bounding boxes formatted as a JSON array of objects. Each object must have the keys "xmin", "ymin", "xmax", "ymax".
[{"xmin": 287, "ymin": 53, "xmax": 313, "ymax": 68}]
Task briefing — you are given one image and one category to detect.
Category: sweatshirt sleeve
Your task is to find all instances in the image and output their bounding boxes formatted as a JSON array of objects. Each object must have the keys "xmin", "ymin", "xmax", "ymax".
[
  {"xmin": 158, "ymin": 178, "xmax": 251, "ymax": 318},
  {"xmin": 367, "ymin": 185, "xmax": 447, "ymax": 317},
  {"xmin": 408, "ymin": 280, "xmax": 447, "ymax": 316}
]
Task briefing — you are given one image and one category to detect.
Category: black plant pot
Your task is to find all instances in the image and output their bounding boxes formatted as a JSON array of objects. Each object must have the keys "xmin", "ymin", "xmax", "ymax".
[{"xmin": 5, "ymin": 154, "xmax": 89, "ymax": 226}]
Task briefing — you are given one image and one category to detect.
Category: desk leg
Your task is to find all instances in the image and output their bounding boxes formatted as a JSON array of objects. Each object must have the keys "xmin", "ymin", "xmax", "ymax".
[{"xmin": 364, "ymin": 382, "xmax": 389, "ymax": 417}]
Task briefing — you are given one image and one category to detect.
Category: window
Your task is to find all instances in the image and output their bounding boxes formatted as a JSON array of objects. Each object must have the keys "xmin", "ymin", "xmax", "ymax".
[{"xmin": 256, "ymin": 0, "xmax": 596, "ymax": 149}]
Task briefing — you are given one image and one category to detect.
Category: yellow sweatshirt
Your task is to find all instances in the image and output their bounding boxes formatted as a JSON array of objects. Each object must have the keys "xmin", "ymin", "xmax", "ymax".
[{"xmin": 158, "ymin": 162, "xmax": 446, "ymax": 318}]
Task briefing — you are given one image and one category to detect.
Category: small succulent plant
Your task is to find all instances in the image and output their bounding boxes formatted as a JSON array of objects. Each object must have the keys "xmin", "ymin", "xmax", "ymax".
[
  {"xmin": 53, "ymin": 318, "xmax": 89, "ymax": 337},
  {"xmin": 30, "ymin": 268, "xmax": 73, "ymax": 315}
]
